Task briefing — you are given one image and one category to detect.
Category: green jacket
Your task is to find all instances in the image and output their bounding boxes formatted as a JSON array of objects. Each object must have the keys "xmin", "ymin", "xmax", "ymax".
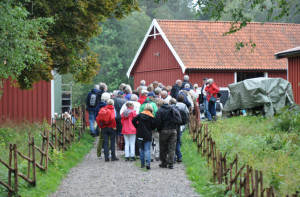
[{"xmin": 139, "ymin": 97, "xmax": 158, "ymax": 117}]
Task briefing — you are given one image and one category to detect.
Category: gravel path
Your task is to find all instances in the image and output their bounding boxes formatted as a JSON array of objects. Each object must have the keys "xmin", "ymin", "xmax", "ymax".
[{"xmin": 50, "ymin": 139, "xmax": 199, "ymax": 197}]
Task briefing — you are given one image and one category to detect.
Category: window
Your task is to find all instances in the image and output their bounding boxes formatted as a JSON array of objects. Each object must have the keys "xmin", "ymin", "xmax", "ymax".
[{"xmin": 237, "ymin": 72, "xmax": 264, "ymax": 82}]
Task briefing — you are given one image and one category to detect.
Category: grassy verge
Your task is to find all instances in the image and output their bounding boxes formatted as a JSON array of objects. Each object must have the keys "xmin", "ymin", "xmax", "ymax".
[
  {"xmin": 0, "ymin": 122, "xmax": 94, "ymax": 197},
  {"xmin": 181, "ymin": 131, "xmax": 226, "ymax": 196}
]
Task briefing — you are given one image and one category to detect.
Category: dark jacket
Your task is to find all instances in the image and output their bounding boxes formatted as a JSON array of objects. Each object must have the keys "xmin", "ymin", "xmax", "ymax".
[
  {"xmin": 132, "ymin": 111, "xmax": 155, "ymax": 142},
  {"xmin": 170, "ymin": 84, "xmax": 181, "ymax": 98},
  {"xmin": 177, "ymin": 92, "xmax": 191, "ymax": 109},
  {"xmin": 113, "ymin": 97, "xmax": 127, "ymax": 119},
  {"xmin": 86, "ymin": 88, "xmax": 99, "ymax": 112},
  {"xmin": 155, "ymin": 104, "xmax": 176, "ymax": 132},
  {"xmin": 181, "ymin": 80, "xmax": 193, "ymax": 90}
]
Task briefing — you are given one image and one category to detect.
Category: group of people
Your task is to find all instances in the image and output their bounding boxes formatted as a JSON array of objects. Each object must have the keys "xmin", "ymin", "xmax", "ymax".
[{"xmin": 86, "ymin": 75, "xmax": 220, "ymax": 170}]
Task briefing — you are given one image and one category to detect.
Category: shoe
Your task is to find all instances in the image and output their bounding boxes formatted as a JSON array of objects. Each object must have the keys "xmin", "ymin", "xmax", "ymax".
[
  {"xmin": 151, "ymin": 159, "xmax": 153, "ymax": 162},
  {"xmin": 125, "ymin": 157, "xmax": 129, "ymax": 162},
  {"xmin": 177, "ymin": 158, "xmax": 182, "ymax": 163},
  {"xmin": 168, "ymin": 165, "xmax": 174, "ymax": 169},
  {"xmin": 105, "ymin": 158, "xmax": 110, "ymax": 162},
  {"xmin": 159, "ymin": 163, "xmax": 167, "ymax": 168},
  {"xmin": 130, "ymin": 157, "xmax": 136, "ymax": 161},
  {"xmin": 141, "ymin": 164, "xmax": 145, "ymax": 168},
  {"xmin": 146, "ymin": 164, "xmax": 150, "ymax": 170},
  {"xmin": 155, "ymin": 157, "xmax": 160, "ymax": 161},
  {"xmin": 111, "ymin": 157, "xmax": 119, "ymax": 161}
]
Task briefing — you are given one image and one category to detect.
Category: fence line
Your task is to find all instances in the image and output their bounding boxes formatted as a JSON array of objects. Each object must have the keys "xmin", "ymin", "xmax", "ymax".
[
  {"xmin": 188, "ymin": 113, "xmax": 298, "ymax": 197},
  {"xmin": 0, "ymin": 106, "xmax": 86, "ymax": 197}
]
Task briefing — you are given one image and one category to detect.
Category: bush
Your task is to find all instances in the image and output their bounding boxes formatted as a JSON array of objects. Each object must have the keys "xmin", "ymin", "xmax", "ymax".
[{"xmin": 272, "ymin": 106, "xmax": 300, "ymax": 134}]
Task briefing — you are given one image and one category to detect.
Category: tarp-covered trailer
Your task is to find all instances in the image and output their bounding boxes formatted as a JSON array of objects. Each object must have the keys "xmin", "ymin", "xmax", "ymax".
[{"xmin": 223, "ymin": 78, "xmax": 295, "ymax": 117}]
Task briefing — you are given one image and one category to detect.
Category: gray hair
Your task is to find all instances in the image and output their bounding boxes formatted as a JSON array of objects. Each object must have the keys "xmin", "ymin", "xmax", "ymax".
[
  {"xmin": 106, "ymin": 99, "xmax": 114, "ymax": 105},
  {"xmin": 184, "ymin": 84, "xmax": 190, "ymax": 88},
  {"xmin": 101, "ymin": 92, "xmax": 111, "ymax": 102},
  {"xmin": 94, "ymin": 84, "xmax": 100, "ymax": 90},
  {"xmin": 183, "ymin": 75, "xmax": 189, "ymax": 81},
  {"xmin": 144, "ymin": 103, "xmax": 153, "ymax": 112},
  {"xmin": 154, "ymin": 87, "xmax": 162, "ymax": 95},
  {"xmin": 161, "ymin": 90, "xmax": 168, "ymax": 97},
  {"xmin": 169, "ymin": 98, "xmax": 177, "ymax": 105},
  {"xmin": 140, "ymin": 80, "xmax": 146, "ymax": 85},
  {"xmin": 113, "ymin": 90, "xmax": 118, "ymax": 97},
  {"xmin": 124, "ymin": 85, "xmax": 132, "ymax": 94},
  {"xmin": 158, "ymin": 83, "xmax": 163, "ymax": 88},
  {"xmin": 194, "ymin": 84, "xmax": 198, "ymax": 89},
  {"xmin": 126, "ymin": 102, "xmax": 134, "ymax": 108},
  {"xmin": 176, "ymin": 79, "xmax": 182, "ymax": 85},
  {"xmin": 207, "ymin": 78, "xmax": 214, "ymax": 84},
  {"xmin": 130, "ymin": 94, "xmax": 138, "ymax": 101},
  {"xmin": 156, "ymin": 99, "xmax": 165, "ymax": 107}
]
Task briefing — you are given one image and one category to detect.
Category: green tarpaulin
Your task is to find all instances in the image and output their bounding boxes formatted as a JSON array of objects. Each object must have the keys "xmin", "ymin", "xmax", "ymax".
[{"xmin": 223, "ymin": 78, "xmax": 295, "ymax": 117}]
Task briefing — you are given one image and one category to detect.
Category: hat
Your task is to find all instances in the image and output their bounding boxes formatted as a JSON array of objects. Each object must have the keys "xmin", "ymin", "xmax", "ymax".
[
  {"xmin": 117, "ymin": 91, "xmax": 124, "ymax": 95},
  {"xmin": 148, "ymin": 92, "xmax": 157, "ymax": 98},
  {"xmin": 203, "ymin": 78, "xmax": 208, "ymax": 80}
]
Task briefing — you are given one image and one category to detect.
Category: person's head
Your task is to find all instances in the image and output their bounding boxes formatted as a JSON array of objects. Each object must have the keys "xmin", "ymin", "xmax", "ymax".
[
  {"xmin": 169, "ymin": 98, "xmax": 177, "ymax": 105},
  {"xmin": 99, "ymin": 83, "xmax": 106, "ymax": 91},
  {"xmin": 141, "ymin": 89, "xmax": 149, "ymax": 96},
  {"xmin": 117, "ymin": 91, "xmax": 124, "ymax": 98},
  {"xmin": 203, "ymin": 78, "xmax": 208, "ymax": 84},
  {"xmin": 130, "ymin": 94, "xmax": 139, "ymax": 101},
  {"xmin": 194, "ymin": 84, "xmax": 198, "ymax": 89},
  {"xmin": 176, "ymin": 79, "xmax": 182, "ymax": 87},
  {"xmin": 106, "ymin": 99, "xmax": 114, "ymax": 105},
  {"xmin": 132, "ymin": 90, "xmax": 139, "ymax": 97},
  {"xmin": 137, "ymin": 86, "xmax": 143, "ymax": 94},
  {"xmin": 147, "ymin": 85, "xmax": 153, "ymax": 93},
  {"xmin": 101, "ymin": 92, "xmax": 111, "ymax": 102},
  {"xmin": 140, "ymin": 80, "xmax": 146, "ymax": 86},
  {"xmin": 94, "ymin": 84, "xmax": 100, "ymax": 90},
  {"xmin": 154, "ymin": 87, "xmax": 162, "ymax": 96},
  {"xmin": 177, "ymin": 94, "xmax": 185, "ymax": 103},
  {"xmin": 184, "ymin": 84, "xmax": 190, "ymax": 89},
  {"xmin": 167, "ymin": 86, "xmax": 172, "ymax": 92},
  {"xmin": 156, "ymin": 99, "xmax": 165, "ymax": 108},
  {"xmin": 124, "ymin": 85, "xmax": 132, "ymax": 94},
  {"xmin": 113, "ymin": 90, "xmax": 118, "ymax": 97},
  {"xmin": 153, "ymin": 81, "xmax": 159, "ymax": 89},
  {"xmin": 119, "ymin": 83, "xmax": 126, "ymax": 91},
  {"xmin": 207, "ymin": 78, "xmax": 214, "ymax": 85},
  {"xmin": 183, "ymin": 75, "xmax": 189, "ymax": 81},
  {"xmin": 144, "ymin": 103, "xmax": 153, "ymax": 113},
  {"xmin": 126, "ymin": 101, "xmax": 134, "ymax": 108},
  {"xmin": 161, "ymin": 90, "xmax": 168, "ymax": 99},
  {"xmin": 147, "ymin": 92, "xmax": 157, "ymax": 101},
  {"xmin": 158, "ymin": 83, "xmax": 163, "ymax": 88}
]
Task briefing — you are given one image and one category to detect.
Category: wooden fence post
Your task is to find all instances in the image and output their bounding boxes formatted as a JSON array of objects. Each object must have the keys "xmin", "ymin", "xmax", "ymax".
[
  {"xmin": 31, "ymin": 137, "xmax": 36, "ymax": 187},
  {"xmin": 13, "ymin": 144, "xmax": 18, "ymax": 195},
  {"xmin": 8, "ymin": 144, "xmax": 13, "ymax": 197},
  {"xmin": 45, "ymin": 130, "xmax": 49, "ymax": 170}
]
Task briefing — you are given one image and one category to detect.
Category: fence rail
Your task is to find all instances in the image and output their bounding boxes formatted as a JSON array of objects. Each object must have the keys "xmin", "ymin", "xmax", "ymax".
[
  {"xmin": 188, "ymin": 113, "xmax": 298, "ymax": 197},
  {"xmin": 0, "ymin": 106, "xmax": 86, "ymax": 197}
]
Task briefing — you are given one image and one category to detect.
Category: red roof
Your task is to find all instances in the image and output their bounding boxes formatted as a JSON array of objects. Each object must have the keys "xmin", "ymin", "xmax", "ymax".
[{"xmin": 156, "ymin": 20, "xmax": 300, "ymax": 70}]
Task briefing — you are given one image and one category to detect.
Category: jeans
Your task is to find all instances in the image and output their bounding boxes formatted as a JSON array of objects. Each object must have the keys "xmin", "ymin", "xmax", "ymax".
[
  {"xmin": 124, "ymin": 134, "xmax": 136, "ymax": 157},
  {"xmin": 88, "ymin": 111, "xmax": 98, "ymax": 135},
  {"xmin": 159, "ymin": 129, "xmax": 177, "ymax": 165},
  {"xmin": 96, "ymin": 131, "xmax": 104, "ymax": 157},
  {"xmin": 203, "ymin": 96, "xmax": 211, "ymax": 120},
  {"xmin": 140, "ymin": 141, "xmax": 151, "ymax": 166},
  {"xmin": 208, "ymin": 101, "xmax": 216, "ymax": 118},
  {"xmin": 175, "ymin": 129, "xmax": 182, "ymax": 160},
  {"xmin": 152, "ymin": 130, "xmax": 160, "ymax": 158},
  {"xmin": 102, "ymin": 127, "xmax": 116, "ymax": 160}
]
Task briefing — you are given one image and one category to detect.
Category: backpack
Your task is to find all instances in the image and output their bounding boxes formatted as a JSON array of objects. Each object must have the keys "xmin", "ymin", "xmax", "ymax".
[
  {"xmin": 97, "ymin": 107, "xmax": 112, "ymax": 124},
  {"xmin": 179, "ymin": 108, "xmax": 188, "ymax": 125},
  {"xmin": 89, "ymin": 93, "xmax": 97, "ymax": 107},
  {"xmin": 172, "ymin": 106, "xmax": 182, "ymax": 125}
]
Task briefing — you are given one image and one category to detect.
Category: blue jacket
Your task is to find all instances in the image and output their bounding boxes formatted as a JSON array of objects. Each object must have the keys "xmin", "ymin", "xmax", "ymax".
[
  {"xmin": 177, "ymin": 92, "xmax": 191, "ymax": 109},
  {"xmin": 86, "ymin": 89, "xmax": 99, "ymax": 112}
]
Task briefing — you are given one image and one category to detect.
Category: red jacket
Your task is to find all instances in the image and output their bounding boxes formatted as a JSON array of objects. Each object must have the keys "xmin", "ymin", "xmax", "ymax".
[
  {"xmin": 96, "ymin": 105, "xmax": 116, "ymax": 129},
  {"xmin": 138, "ymin": 95, "xmax": 147, "ymax": 105},
  {"xmin": 121, "ymin": 108, "xmax": 137, "ymax": 135},
  {"xmin": 205, "ymin": 83, "xmax": 219, "ymax": 101}
]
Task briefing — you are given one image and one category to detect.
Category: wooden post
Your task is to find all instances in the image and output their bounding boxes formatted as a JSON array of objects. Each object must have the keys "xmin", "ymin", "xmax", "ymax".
[
  {"xmin": 260, "ymin": 171, "xmax": 263, "ymax": 196},
  {"xmin": 219, "ymin": 152, "xmax": 223, "ymax": 184},
  {"xmin": 55, "ymin": 122, "xmax": 58, "ymax": 149},
  {"xmin": 40, "ymin": 130, "xmax": 45, "ymax": 166},
  {"xmin": 62, "ymin": 118, "xmax": 65, "ymax": 150},
  {"xmin": 13, "ymin": 144, "xmax": 18, "ymax": 195},
  {"xmin": 45, "ymin": 130, "xmax": 50, "ymax": 170},
  {"xmin": 254, "ymin": 170, "xmax": 259, "ymax": 197},
  {"xmin": 27, "ymin": 133, "xmax": 31, "ymax": 178},
  {"xmin": 250, "ymin": 168, "xmax": 254, "ymax": 195},
  {"xmin": 224, "ymin": 154, "xmax": 228, "ymax": 185},
  {"xmin": 266, "ymin": 188, "xmax": 270, "ymax": 197},
  {"xmin": 235, "ymin": 155, "xmax": 238, "ymax": 193},
  {"xmin": 229, "ymin": 162, "xmax": 233, "ymax": 195},
  {"xmin": 8, "ymin": 144, "xmax": 13, "ymax": 197},
  {"xmin": 245, "ymin": 166, "xmax": 250, "ymax": 197},
  {"xmin": 31, "ymin": 137, "xmax": 36, "ymax": 186}
]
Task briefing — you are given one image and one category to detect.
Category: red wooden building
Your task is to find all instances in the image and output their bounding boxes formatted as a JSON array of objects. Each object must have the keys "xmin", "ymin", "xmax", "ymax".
[
  {"xmin": 127, "ymin": 19, "xmax": 300, "ymax": 89},
  {"xmin": 275, "ymin": 46, "xmax": 300, "ymax": 104}
]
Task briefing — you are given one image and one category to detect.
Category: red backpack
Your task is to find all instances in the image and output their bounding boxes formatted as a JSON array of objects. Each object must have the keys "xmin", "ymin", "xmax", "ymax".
[{"xmin": 97, "ymin": 107, "xmax": 112, "ymax": 124}]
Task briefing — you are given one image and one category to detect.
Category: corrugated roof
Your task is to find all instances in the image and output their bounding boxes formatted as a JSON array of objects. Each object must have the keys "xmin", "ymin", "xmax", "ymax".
[{"xmin": 156, "ymin": 20, "xmax": 300, "ymax": 70}]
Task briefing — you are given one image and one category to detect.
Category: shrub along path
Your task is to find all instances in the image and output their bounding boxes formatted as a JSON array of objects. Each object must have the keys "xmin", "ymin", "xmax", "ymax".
[{"xmin": 50, "ymin": 138, "xmax": 199, "ymax": 197}]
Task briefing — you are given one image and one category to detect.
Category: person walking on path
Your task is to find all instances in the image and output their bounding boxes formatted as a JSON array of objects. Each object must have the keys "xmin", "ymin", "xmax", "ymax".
[
  {"xmin": 200, "ymin": 78, "xmax": 209, "ymax": 119},
  {"xmin": 155, "ymin": 99, "xmax": 178, "ymax": 169},
  {"xmin": 205, "ymin": 78, "xmax": 219, "ymax": 121},
  {"xmin": 113, "ymin": 91, "xmax": 127, "ymax": 136},
  {"xmin": 161, "ymin": 90, "xmax": 172, "ymax": 104},
  {"xmin": 121, "ymin": 102, "xmax": 137, "ymax": 161},
  {"xmin": 132, "ymin": 103, "xmax": 156, "ymax": 170},
  {"xmin": 96, "ymin": 99, "xmax": 119, "ymax": 162},
  {"xmin": 137, "ymin": 80, "xmax": 147, "ymax": 90},
  {"xmin": 170, "ymin": 79, "xmax": 182, "ymax": 98},
  {"xmin": 181, "ymin": 75, "xmax": 193, "ymax": 90},
  {"xmin": 86, "ymin": 84, "xmax": 99, "ymax": 137}
]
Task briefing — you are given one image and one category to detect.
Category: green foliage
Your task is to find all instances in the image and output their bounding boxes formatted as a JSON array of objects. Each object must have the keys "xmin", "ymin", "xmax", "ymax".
[
  {"xmin": 272, "ymin": 106, "xmax": 300, "ymax": 134},
  {"xmin": 210, "ymin": 116, "xmax": 300, "ymax": 196}
]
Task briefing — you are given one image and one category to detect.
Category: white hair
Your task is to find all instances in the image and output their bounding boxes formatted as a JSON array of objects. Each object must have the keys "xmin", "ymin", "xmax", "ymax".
[
  {"xmin": 106, "ymin": 99, "xmax": 114, "ymax": 105},
  {"xmin": 176, "ymin": 79, "xmax": 181, "ymax": 84},
  {"xmin": 183, "ymin": 75, "xmax": 189, "ymax": 81},
  {"xmin": 161, "ymin": 90, "xmax": 168, "ymax": 97},
  {"xmin": 194, "ymin": 84, "xmax": 198, "ymax": 88},
  {"xmin": 113, "ymin": 90, "xmax": 119, "ymax": 97},
  {"xmin": 207, "ymin": 78, "xmax": 214, "ymax": 84},
  {"xmin": 141, "ymin": 90, "xmax": 149, "ymax": 95},
  {"xmin": 94, "ymin": 84, "xmax": 100, "ymax": 90},
  {"xmin": 101, "ymin": 92, "xmax": 111, "ymax": 102},
  {"xmin": 140, "ymin": 80, "xmax": 146, "ymax": 85},
  {"xmin": 184, "ymin": 84, "xmax": 190, "ymax": 88},
  {"xmin": 124, "ymin": 85, "xmax": 132, "ymax": 94},
  {"xmin": 130, "ymin": 94, "xmax": 138, "ymax": 101}
]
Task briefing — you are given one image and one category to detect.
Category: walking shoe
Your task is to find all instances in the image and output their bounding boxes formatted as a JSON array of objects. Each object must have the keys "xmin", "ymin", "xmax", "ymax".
[
  {"xmin": 159, "ymin": 163, "xmax": 167, "ymax": 168},
  {"xmin": 177, "ymin": 158, "xmax": 182, "ymax": 163},
  {"xmin": 130, "ymin": 157, "xmax": 136, "ymax": 161},
  {"xmin": 168, "ymin": 165, "xmax": 174, "ymax": 169},
  {"xmin": 125, "ymin": 157, "xmax": 129, "ymax": 162},
  {"xmin": 151, "ymin": 159, "xmax": 153, "ymax": 162},
  {"xmin": 105, "ymin": 158, "xmax": 110, "ymax": 162},
  {"xmin": 111, "ymin": 157, "xmax": 119, "ymax": 161},
  {"xmin": 141, "ymin": 164, "xmax": 145, "ymax": 168},
  {"xmin": 146, "ymin": 164, "xmax": 151, "ymax": 170},
  {"xmin": 155, "ymin": 157, "xmax": 160, "ymax": 161}
]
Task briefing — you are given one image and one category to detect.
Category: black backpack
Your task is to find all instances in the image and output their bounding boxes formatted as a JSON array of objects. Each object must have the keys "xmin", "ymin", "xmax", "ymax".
[
  {"xmin": 172, "ymin": 106, "xmax": 182, "ymax": 125},
  {"xmin": 89, "ymin": 93, "xmax": 97, "ymax": 107}
]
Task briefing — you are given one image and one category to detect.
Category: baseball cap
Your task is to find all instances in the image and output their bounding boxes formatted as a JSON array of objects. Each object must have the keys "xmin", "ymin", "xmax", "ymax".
[
  {"xmin": 148, "ymin": 92, "xmax": 157, "ymax": 98},
  {"xmin": 117, "ymin": 91, "xmax": 124, "ymax": 95}
]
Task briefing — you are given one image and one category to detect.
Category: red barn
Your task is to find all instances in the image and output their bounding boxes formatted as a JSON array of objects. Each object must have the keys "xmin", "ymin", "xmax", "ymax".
[
  {"xmin": 275, "ymin": 46, "xmax": 300, "ymax": 104},
  {"xmin": 127, "ymin": 19, "xmax": 300, "ymax": 90}
]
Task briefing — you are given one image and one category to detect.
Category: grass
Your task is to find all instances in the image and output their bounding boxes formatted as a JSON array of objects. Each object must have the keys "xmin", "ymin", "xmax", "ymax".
[
  {"xmin": 209, "ymin": 116, "xmax": 300, "ymax": 196},
  {"xmin": 0, "ymin": 122, "xmax": 94, "ymax": 197},
  {"xmin": 181, "ymin": 131, "xmax": 226, "ymax": 196}
]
